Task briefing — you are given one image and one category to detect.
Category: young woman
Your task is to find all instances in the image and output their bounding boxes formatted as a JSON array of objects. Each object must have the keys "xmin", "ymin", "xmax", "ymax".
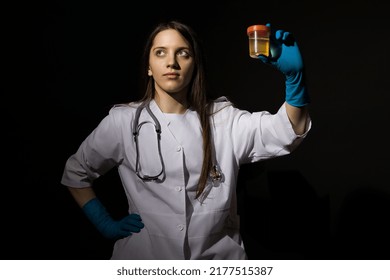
[{"xmin": 61, "ymin": 20, "xmax": 311, "ymax": 259}]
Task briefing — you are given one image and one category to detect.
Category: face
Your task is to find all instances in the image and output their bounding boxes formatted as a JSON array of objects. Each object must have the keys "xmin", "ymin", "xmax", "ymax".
[{"xmin": 148, "ymin": 29, "xmax": 195, "ymax": 98}]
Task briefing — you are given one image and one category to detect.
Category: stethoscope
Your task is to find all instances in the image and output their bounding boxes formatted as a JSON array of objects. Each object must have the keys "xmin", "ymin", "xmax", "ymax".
[
  {"xmin": 132, "ymin": 101, "xmax": 223, "ymax": 183},
  {"xmin": 132, "ymin": 102, "xmax": 164, "ymax": 181}
]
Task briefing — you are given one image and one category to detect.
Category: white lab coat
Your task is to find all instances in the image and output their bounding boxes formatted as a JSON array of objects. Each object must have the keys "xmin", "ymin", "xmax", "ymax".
[{"xmin": 61, "ymin": 97, "xmax": 311, "ymax": 259}]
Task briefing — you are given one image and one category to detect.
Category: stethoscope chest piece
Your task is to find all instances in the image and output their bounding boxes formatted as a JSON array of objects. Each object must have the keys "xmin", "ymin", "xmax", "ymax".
[{"xmin": 210, "ymin": 164, "xmax": 224, "ymax": 183}]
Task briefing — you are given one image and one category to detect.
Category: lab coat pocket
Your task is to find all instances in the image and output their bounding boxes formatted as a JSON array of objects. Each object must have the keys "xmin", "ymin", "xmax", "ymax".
[
  {"xmin": 200, "ymin": 233, "xmax": 247, "ymax": 259},
  {"xmin": 189, "ymin": 208, "xmax": 230, "ymax": 238}
]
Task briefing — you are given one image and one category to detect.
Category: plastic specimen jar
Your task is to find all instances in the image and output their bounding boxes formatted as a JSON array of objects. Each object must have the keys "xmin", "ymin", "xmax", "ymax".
[{"xmin": 247, "ymin": 24, "xmax": 270, "ymax": 58}]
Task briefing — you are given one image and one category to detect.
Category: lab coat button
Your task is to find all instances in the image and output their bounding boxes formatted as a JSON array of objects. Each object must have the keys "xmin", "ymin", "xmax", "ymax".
[
  {"xmin": 176, "ymin": 224, "xmax": 184, "ymax": 231},
  {"xmin": 175, "ymin": 186, "xmax": 182, "ymax": 192},
  {"xmin": 176, "ymin": 146, "xmax": 182, "ymax": 152}
]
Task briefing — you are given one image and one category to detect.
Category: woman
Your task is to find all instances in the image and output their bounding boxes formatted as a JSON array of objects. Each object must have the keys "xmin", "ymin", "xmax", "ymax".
[{"xmin": 61, "ymin": 20, "xmax": 311, "ymax": 259}]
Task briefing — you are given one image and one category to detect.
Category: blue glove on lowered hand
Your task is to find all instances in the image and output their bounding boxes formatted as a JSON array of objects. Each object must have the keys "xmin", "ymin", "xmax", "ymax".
[
  {"xmin": 257, "ymin": 23, "xmax": 310, "ymax": 107},
  {"xmin": 82, "ymin": 198, "xmax": 144, "ymax": 240}
]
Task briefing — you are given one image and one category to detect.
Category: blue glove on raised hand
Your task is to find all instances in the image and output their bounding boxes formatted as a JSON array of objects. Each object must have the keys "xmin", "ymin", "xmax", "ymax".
[
  {"xmin": 82, "ymin": 198, "xmax": 144, "ymax": 240},
  {"xmin": 257, "ymin": 23, "xmax": 310, "ymax": 107}
]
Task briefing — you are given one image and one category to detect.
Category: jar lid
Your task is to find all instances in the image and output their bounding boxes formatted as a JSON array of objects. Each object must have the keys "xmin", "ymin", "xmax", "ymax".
[{"xmin": 247, "ymin": 25, "xmax": 270, "ymax": 35}]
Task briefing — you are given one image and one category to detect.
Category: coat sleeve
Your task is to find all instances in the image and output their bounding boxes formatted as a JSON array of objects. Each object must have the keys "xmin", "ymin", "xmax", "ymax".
[
  {"xmin": 213, "ymin": 99, "xmax": 311, "ymax": 165},
  {"xmin": 61, "ymin": 106, "xmax": 128, "ymax": 188}
]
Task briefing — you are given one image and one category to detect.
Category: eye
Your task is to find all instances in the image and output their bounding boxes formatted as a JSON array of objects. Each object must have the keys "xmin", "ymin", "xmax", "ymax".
[
  {"xmin": 177, "ymin": 49, "xmax": 191, "ymax": 58},
  {"xmin": 155, "ymin": 49, "xmax": 166, "ymax": 57}
]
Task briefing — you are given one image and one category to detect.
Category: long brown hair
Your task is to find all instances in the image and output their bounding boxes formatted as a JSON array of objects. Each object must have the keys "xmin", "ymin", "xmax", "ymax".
[{"xmin": 138, "ymin": 20, "xmax": 213, "ymax": 199}]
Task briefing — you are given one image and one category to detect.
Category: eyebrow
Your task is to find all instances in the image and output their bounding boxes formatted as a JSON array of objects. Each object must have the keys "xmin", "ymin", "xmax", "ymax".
[{"xmin": 151, "ymin": 46, "xmax": 190, "ymax": 51}]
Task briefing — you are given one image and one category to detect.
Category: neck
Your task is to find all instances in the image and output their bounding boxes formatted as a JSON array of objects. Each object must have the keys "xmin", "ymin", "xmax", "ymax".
[{"xmin": 154, "ymin": 91, "xmax": 188, "ymax": 114}]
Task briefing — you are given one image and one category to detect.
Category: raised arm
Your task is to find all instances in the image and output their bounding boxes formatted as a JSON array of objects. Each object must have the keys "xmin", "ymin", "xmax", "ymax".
[{"xmin": 257, "ymin": 24, "xmax": 310, "ymax": 135}]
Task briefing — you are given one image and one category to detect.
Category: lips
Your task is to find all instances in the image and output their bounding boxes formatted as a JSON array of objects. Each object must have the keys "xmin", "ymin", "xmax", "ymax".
[{"xmin": 163, "ymin": 72, "xmax": 179, "ymax": 77}]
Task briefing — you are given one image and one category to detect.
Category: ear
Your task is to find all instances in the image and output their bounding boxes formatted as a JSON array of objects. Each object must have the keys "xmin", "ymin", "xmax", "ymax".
[{"xmin": 148, "ymin": 69, "xmax": 152, "ymax": 76}]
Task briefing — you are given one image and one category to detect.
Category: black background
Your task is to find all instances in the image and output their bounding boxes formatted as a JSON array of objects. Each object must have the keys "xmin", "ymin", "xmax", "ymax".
[{"xmin": 4, "ymin": 0, "xmax": 389, "ymax": 259}]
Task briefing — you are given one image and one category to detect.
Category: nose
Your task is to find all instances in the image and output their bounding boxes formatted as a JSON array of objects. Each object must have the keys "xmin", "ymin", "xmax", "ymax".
[{"xmin": 167, "ymin": 53, "xmax": 179, "ymax": 69}]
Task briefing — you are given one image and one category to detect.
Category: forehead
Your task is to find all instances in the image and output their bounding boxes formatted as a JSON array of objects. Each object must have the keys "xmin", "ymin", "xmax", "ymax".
[{"xmin": 152, "ymin": 29, "xmax": 190, "ymax": 48}]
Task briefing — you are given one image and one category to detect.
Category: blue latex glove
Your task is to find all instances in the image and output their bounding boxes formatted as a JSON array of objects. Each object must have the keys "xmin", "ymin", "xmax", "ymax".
[
  {"xmin": 82, "ymin": 198, "xmax": 144, "ymax": 240},
  {"xmin": 257, "ymin": 23, "xmax": 310, "ymax": 107}
]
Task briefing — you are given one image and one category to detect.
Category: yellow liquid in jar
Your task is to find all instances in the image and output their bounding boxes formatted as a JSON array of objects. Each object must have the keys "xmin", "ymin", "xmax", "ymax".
[{"xmin": 249, "ymin": 37, "xmax": 270, "ymax": 58}]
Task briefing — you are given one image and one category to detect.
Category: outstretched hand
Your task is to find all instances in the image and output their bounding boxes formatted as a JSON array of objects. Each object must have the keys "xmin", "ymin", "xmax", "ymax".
[
  {"xmin": 257, "ymin": 23, "xmax": 304, "ymax": 76},
  {"xmin": 257, "ymin": 23, "xmax": 309, "ymax": 107}
]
